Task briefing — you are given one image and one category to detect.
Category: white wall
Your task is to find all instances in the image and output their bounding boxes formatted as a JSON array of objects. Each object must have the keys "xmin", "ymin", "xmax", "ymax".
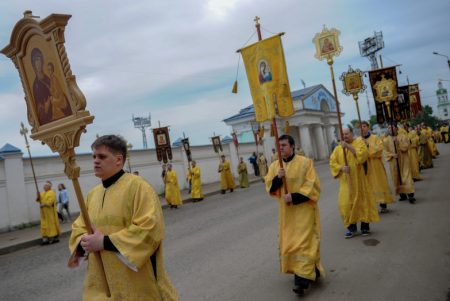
[{"xmin": 0, "ymin": 142, "xmax": 256, "ymax": 232}]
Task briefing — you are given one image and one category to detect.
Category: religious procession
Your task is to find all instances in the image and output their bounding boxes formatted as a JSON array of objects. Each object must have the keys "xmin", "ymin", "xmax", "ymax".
[{"xmin": 0, "ymin": 2, "xmax": 449, "ymax": 301}]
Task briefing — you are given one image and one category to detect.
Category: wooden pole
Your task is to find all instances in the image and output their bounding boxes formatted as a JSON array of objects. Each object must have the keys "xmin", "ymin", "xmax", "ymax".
[
  {"xmin": 353, "ymin": 94, "xmax": 363, "ymax": 135},
  {"xmin": 254, "ymin": 17, "xmax": 289, "ymax": 195},
  {"xmin": 386, "ymin": 104, "xmax": 403, "ymax": 185},
  {"xmin": 327, "ymin": 57, "xmax": 352, "ymax": 195},
  {"xmin": 327, "ymin": 57, "xmax": 349, "ymax": 166},
  {"xmin": 20, "ymin": 123, "xmax": 39, "ymax": 196},
  {"xmin": 72, "ymin": 178, "xmax": 111, "ymax": 297}
]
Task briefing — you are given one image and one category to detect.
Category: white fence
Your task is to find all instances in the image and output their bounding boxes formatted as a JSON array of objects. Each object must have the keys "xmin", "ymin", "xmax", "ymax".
[{"xmin": 0, "ymin": 141, "xmax": 259, "ymax": 232}]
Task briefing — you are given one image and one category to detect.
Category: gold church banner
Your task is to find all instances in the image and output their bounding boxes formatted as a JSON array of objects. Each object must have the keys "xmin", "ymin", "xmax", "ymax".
[{"xmin": 239, "ymin": 34, "xmax": 294, "ymax": 122}]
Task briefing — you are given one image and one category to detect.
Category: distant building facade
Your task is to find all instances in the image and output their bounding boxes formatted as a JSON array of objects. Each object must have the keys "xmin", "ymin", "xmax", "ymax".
[
  {"xmin": 223, "ymin": 84, "xmax": 341, "ymax": 160},
  {"xmin": 437, "ymin": 80, "xmax": 449, "ymax": 121}
]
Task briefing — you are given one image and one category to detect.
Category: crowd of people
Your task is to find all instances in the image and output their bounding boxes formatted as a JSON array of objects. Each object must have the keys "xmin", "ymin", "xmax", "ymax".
[
  {"xmin": 30, "ymin": 122, "xmax": 444, "ymax": 299},
  {"xmin": 263, "ymin": 121, "xmax": 444, "ymax": 296}
]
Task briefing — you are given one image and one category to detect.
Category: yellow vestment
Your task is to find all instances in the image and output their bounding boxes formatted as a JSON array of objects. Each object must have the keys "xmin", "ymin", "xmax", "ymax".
[
  {"xmin": 418, "ymin": 130, "xmax": 433, "ymax": 169},
  {"xmin": 440, "ymin": 125, "xmax": 449, "ymax": 143},
  {"xmin": 270, "ymin": 152, "xmax": 279, "ymax": 163},
  {"xmin": 39, "ymin": 190, "xmax": 60, "ymax": 238},
  {"xmin": 329, "ymin": 138, "xmax": 379, "ymax": 228},
  {"xmin": 425, "ymin": 127, "xmax": 438, "ymax": 157},
  {"xmin": 364, "ymin": 134, "xmax": 394, "ymax": 204},
  {"xmin": 407, "ymin": 130, "xmax": 422, "ymax": 181},
  {"xmin": 237, "ymin": 162, "xmax": 249, "ymax": 188},
  {"xmin": 189, "ymin": 166, "xmax": 203, "ymax": 199},
  {"xmin": 69, "ymin": 173, "xmax": 178, "ymax": 301},
  {"xmin": 219, "ymin": 160, "xmax": 235, "ymax": 190},
  {"xmin": 383, "ymin": 131, "xmax": 415, "ymax": 194},
  {"xmin": 258, "ymin": 154, "xmax": 268, "ymax": 178},
  {"xmin": 265, "ymin": 155, "xmax": 324, "ymax": 281},
  {"xmin": 164, "ymin": 170, "xmax": 183, "ymax": 206}
]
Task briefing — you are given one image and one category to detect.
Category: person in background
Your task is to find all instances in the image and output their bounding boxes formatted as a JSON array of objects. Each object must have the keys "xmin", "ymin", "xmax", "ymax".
[
  {"xmin": 219, "ymin": 155, "xmax": 235, "ymax": 194},
  {"xmin": 329, "ymin": 127, "xmax": 379, "ymax": 238},
  {"xmin": 36, "ymin": 181, "xmax": 60, "ymax": 244},
  {"xmin": 237, "ymin": 157, "xmax": 249, "ymax": 188},
  {"xmin": 57, "ymin": 183, "xmax": 71, "ymax": 222},
  {"xmin": 164, "ymin": 163, "xmax": 183, "ymax": 209}
]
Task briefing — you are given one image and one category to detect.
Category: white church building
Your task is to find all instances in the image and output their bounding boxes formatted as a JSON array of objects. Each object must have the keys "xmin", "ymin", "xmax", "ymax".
[
  {"xmin": 436, "ymin": 80, "xmax": 449, "ymax": 121},
  {"xmin": 223, "ymin": 84, "xmax": 341, "ymax": 160}
]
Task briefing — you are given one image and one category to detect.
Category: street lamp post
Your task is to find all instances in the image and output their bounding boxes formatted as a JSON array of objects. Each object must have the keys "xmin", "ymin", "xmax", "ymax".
[{"xmin": 433, "ymin": 52, "xmax": 450, "ymax": 71}]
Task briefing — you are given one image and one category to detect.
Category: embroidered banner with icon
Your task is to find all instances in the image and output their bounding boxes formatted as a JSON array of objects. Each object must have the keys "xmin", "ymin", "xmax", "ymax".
[
  {"xmin": 368, "ymin": 66, "xmax": 401, "ymax": 124},
  {"xmin": 239, "ymin": 35, "xmax": 294, "ymax": 122},
  {"xmin": 408, "ymin": 84, "xmax": 423, "ymax": 118},
  {"xmin": 153, "ymin": 127, "xmax": 172, "ymax": 163}
]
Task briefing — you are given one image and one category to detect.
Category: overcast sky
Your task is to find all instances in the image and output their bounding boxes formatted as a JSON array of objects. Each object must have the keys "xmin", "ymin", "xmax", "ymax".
[{"xmin": 0, "ymin": 0, "xmax": 449, "ymax": 156}]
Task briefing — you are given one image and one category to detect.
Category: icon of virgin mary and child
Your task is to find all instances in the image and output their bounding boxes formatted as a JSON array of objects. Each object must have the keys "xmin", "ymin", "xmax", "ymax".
[
  {"xmin": 258, "ymin": 60, "xmax": 272, "ymax": 84},
  {"xmin": 31, "ymin": 47, "xmax": 72, "ymax": 125}
]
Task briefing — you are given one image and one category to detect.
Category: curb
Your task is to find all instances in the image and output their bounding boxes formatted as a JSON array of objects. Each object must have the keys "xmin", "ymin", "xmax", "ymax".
[{"xmin": 0, "ymin": 230, "xmax": 72, "ymax": 256}]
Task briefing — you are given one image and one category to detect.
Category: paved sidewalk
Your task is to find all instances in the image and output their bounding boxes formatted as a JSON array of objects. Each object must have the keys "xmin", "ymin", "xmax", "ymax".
[{"xmin": 0, "ymin": 175, "xmax": 261, "ymax": 255}]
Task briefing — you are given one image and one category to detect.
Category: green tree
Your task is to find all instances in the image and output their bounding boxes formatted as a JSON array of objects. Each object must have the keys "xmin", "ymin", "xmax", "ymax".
[
  {"xmin": 347, "ymin": 119, "xmax": 360, "ymax": 129},
  {"xmin": 410, "ymin": 105, "xmax": 440, "ymax": 129},
  {"xmin": 369, "ymin": 115, "xmax": 378, "ymax": 128}
]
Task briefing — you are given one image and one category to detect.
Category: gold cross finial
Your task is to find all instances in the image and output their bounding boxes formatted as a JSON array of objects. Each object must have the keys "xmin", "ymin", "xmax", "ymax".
[
  {"xmin": 254, "ymin": 16, "xmax": 260, "ymax": 26},
  {"xmin": 20, "ymin": 122, "xmax": 28, "ymax": 136}
]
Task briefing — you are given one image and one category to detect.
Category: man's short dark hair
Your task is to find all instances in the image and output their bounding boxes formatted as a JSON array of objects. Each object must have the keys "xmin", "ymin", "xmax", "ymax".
[
  {"xmin": 279, "ymin": 134, "xmax": 295, "ymax": 147},
  {"xmin": 91, "ymin": 135, "xmax": 127, "ymax": 160},
  {"xmin": 360, "ymin": 121, "xmax": 370, "ymax": 128}
]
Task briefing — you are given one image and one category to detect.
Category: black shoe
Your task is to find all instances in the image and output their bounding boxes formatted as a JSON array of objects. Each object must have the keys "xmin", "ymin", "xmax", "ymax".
[
  {"xmin": 41, "ymin": 240, "xmax": 49, "ymax": 245},
  {"xmin": 221, "ymin": 190, "xmax": 226, "ymax": 194},
  {"xmin": 230, "ymin": 189, "xmax": 234, "ymax": 193},
  {"xmin": 409, "ymin": 197, "xmax": 416, "ymax": 204},
  {"xmin": 398, "ymin": 197, "xmax": 408, "ymax": 202},
  {"xmin": 292, "ymin": 286, "xmax": 304, "ymax": 296}
]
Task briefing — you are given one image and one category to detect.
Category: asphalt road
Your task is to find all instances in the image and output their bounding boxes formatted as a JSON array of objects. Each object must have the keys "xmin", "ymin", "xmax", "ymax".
[{"xmin": 1, "ymin": 144, "xmax": 449, "ymax": 301}]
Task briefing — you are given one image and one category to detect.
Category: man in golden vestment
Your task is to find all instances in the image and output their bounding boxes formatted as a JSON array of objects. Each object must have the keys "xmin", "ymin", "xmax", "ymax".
[
  {"xmin": 295, "ymin": 147, "xmax": 305, "ymax": 156},
  {"xmin": 407, "ymin": 126, "xmax": 423, "ymax": 181},
  {"xmin": 36, "ymin": 181, "xmax": 60, "ymax": 244},
  {"xmin": 440, "ymin": 122, "xmax": 449, "ymax": 143},
  {"xmin": 189, "ymin": 160, "xmax": 203, "ymax": 202},
  {"xmin": 164, "ymin": 163, "xmax": 183, "ymax": 209},
  {"xmin": 384, "ymin": 125, "xmax": 416, "ymax": 203},
  {"xmin": 237, "ymin": 157, "xmax": 249, "ymax": 188},
  {"xmin": 330, "ymin": 128, "xmax": 379, "ymax": 238},
  {"xmin": 422, "ymin": 123, "xmax": 439, "ymax": 158},
  {"xmin": 265, "ymin": 135, "xmax": 324, "ymax": 296},
  {"xmin": 417, "ymin": 125, "xmax": 433, "ymax": 169},
  {"xmin": 218, "ymin": 155, "xmax": 235, "ymax": 194},
  {"xmin": 68, "ymin": 135, "xmax": 178, "ymax": 301},
  {"xmin": 270, "ymin": 148, "xmax": 279, "ymax": 163},
  {"xmin": 361, "ymin": 121, "xmax": 393, "ymax": 213},
  {"xmin": 258, "ymin": 152, "xmax": 268, "ymax": 181}
]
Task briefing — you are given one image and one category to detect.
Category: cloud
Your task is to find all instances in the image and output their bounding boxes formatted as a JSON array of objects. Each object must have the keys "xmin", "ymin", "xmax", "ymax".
[{"xmin": 0, "ymin": 0, "xmax": 449, "ymax": 157}]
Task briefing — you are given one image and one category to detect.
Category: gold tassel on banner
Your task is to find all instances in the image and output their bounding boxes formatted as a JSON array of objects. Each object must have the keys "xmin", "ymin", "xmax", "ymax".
[
  {"xmin": 231, "ymin": 54, "xmax": 241, "ymax": 94},
  {"xmin": 259, "ymin": 126, "xmax": 264, "ymax": 139},
  {"xmin": 284, "ymin": 120, "xmax": 290, "ymax": 133},
  {"xmin": 232, "ymin": 80, "xmax": 238, "ymax": 94}
]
